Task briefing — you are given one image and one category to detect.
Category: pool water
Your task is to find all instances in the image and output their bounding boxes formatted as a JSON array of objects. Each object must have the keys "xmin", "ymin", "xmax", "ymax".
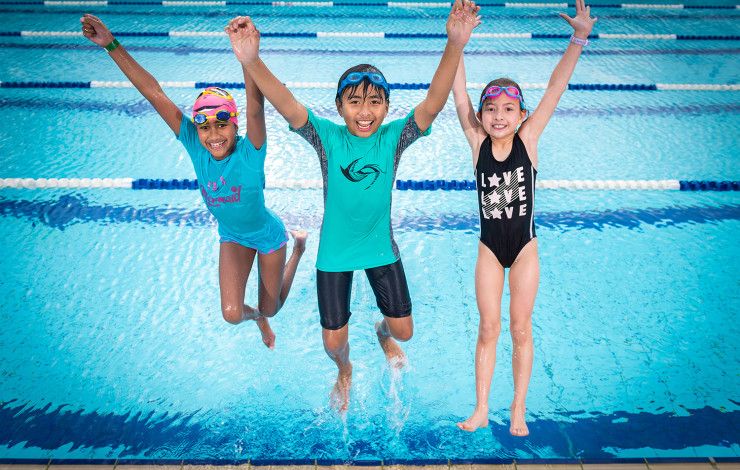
[{"xmin": 0, "ymin": 0, "xmax": 739, "ymax": 462}]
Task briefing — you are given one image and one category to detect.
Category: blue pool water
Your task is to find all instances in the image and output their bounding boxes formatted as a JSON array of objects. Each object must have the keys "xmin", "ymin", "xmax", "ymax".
[{"xmin": 1, "ymin": 0, "xmax": 739, "ymax": 462}]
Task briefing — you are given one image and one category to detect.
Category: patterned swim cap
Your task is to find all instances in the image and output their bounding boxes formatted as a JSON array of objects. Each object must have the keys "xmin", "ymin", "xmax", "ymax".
[{"xmin": 192, "ymin": 87, "xmax": 239, "ymax": 127}]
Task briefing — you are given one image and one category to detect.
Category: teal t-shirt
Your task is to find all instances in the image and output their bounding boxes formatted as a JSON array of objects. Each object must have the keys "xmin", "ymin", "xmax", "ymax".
[
  {"xmin": 291, "ymin": 109, "xmax": 430, "ymax": 271},
  {"xmin": 178, "ymin": 116, "xmax": 286, "ymax": 252}
]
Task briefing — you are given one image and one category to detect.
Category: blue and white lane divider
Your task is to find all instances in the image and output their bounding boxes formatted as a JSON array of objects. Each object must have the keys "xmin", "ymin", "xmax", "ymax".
[
  {"xmin": 7, "ymin": 30, "xmax": 740, "ymax": 40},
  {"xmin": 27, "ymin": 1, "xmax": 740, "ymax": 9},
  {"xmin": 1, "ymin": 178, "xmax": 738, "ymax": 191},
  {"xmin": 1, "ymin": 80, "xmax": 739, "ymax": 91}
]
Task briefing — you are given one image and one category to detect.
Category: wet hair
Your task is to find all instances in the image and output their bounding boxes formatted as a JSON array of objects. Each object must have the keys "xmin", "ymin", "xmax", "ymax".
[
  {"xmin": 478, "ymin": 77, "xmax": 526, "ymax": 113},
  {"xmin": 335, "ymin": 64, "xmax": 390, "ymax": 104}
]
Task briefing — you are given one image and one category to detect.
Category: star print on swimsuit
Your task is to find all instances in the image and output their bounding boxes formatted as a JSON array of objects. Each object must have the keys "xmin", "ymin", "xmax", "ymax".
[{"xmin": 480, "ymin": 166, "xmax": 529, "ymax": 220}]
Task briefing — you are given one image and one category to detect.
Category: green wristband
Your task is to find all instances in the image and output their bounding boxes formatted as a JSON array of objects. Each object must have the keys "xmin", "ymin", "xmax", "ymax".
[{"xmin": 104, "ymin": 38, "xmax": 120, "ymax": 52}]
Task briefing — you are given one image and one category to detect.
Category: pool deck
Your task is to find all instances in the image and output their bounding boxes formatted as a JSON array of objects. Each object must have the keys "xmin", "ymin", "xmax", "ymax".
[{"xmin": 1, "ymin": 462, "xmax": 739, "ymax": 470}]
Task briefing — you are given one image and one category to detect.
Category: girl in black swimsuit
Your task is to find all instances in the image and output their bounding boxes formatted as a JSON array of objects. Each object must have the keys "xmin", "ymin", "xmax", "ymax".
[{"xmin": 451, "ymin": 0, "xmax": 597, "ymax": 437}]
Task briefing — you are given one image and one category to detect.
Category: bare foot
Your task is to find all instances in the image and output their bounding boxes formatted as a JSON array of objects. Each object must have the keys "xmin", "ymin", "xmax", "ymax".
[
  {"xmin": 456, "ymin": 408, "xmax": 489, "ymax": 432},
  {"xmin": 255, "ymin": 316, "xmax": 275, "ymax": 349},
  {"xmin": 329, "ymin": 364, "xmax": 352, "ymax": 413},
  {"xmin": 290, "ymin": 230, "xmax": 307, "ymax": 254},
  {"xmin": 375, "ymin": 321, "xmax": 406, "ymax": 368},
  {"xmin": 510, "ymin": 404, "xmax": 529, "ymax": 436}
]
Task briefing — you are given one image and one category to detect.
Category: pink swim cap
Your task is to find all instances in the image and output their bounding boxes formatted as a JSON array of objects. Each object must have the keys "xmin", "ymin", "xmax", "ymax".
[{"xmin": 192, "ymin": 87, "xmax": 239, "ymax": 127}]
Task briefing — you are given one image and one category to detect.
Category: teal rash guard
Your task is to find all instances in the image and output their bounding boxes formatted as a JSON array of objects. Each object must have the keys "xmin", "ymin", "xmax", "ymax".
[
  {"xmin": 291, "ymin": 109, "xmax": 430, "ymax": 271},
  {"xmin": 178, "ymin": 116, "xmax": 287, "ymax": 253}
]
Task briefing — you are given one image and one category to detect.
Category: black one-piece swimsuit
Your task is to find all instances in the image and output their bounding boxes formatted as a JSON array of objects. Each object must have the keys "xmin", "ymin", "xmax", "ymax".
[{"xmin": 475, "ymin": 134, "xmax": 537, "ymax": 268}]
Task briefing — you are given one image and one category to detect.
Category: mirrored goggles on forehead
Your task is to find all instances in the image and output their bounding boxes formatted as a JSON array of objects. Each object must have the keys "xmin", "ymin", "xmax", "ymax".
[
  {"xmin": 192, "ymin": 109, "xmax": 238, "ymax": 125},
  {"xmin": 337, "ymin": 72, "xmax": 390, "ymax": 99},
  {"xmin": 478, "ymin": 85, "xmax": 524, "ymax": 112},
  {"xmin": 197, "ymin": 87, "xmax": 234, "ymax": 100}
]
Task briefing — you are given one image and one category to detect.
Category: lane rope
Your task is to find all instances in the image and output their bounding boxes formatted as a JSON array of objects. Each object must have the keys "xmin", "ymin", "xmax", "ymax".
[
  {"xmin": 8, "ymin": 30, "xmax": 740, "ymax": 40},
  {"xmin": 20, "ymin": 1, "xmax": 740, "ymax": 9},
  {"xmin": 1, "ymin": 178, "xmax": 738, "ymax": 191},
  {"xmin": 1, "ymin": 80, "xmax": 739, "ymax": 90}
]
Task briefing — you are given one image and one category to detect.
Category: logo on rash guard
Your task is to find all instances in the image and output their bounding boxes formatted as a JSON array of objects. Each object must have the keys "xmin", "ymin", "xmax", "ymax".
[{"xmin": 340, "ymin": 158, "xmax": 383, "ymax": 189}]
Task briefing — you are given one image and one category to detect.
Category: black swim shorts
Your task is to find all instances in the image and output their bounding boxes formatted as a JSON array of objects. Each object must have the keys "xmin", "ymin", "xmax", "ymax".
[{"xmin": 316, "ymin": 258, "xmax": 412, "ymax": 330}]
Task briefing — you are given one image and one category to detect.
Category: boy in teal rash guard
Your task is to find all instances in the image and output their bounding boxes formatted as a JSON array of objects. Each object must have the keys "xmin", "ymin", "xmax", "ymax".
[{"xmin": 226, "ymin": 0, "xmax": 480, "ymax": 411}]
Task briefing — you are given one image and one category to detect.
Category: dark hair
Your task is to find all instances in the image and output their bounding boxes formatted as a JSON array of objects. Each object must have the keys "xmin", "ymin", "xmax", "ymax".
[
  {"xmin": 335, "ymin": 64, "xmax": 389, "ymax": 103},
  {"xmin": 478, "ymin": 77, "xmax": 526, "ymax": 112}
]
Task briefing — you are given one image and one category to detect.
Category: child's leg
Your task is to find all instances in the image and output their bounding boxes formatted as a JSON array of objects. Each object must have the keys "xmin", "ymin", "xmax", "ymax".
[
  {"xmin": 219, "ymin": 241, "xmax": 258, "ymax": 323},
  {"xmin": 279, "ymin": 230, "xmax": 307, "ymax": 305},
  {"xmin": 219, "ymin": 242, "xmax": 274, "ymax": 348},
  {"xmin": 256, "ymin": 230, "xmax": 308, "ymax": 318},
  {"xmin": 323, "ymin": 325, "xmax": 352, "ymax": 413},
  {"xmin": 507, "ymin": 238, "xmax": 539, "ymax": 437},
  {"xmin": 317, "ymin": 269, "xmax": 354, "ymax": 412},
  {"xmin": 366, "ymin": 259, "xmax": 414, "ymax": 366},
  {"xmin": 458, "ymin": 241, "xmax": 505, "ymax": 432},
  {"xmin": 256, "ymin": 244, "xmax": 287, "ymax": 318},
  {"xmin": 375, "ymin": 316, "xmax": 412, "ymax": 367}
]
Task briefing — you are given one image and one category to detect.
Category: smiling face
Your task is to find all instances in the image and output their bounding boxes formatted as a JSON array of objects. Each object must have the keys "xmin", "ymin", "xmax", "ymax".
[
  {"xmin": 478, "ymin": 94, "xmax": 527, "ymax": 139},
  {"xmin": 196, "ymin": 119, "xmax": 237, "ymax": 160},
  {"xmin": 191, "ymin": 87, "xmax": 239, "ymax": 159},
  {"xmin": 336, "ymin": 84, "xmax": 389, "ymax": 137}
]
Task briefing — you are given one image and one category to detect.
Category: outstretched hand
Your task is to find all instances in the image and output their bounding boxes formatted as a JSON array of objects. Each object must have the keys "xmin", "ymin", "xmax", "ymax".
[
  {"xmin": 446, "ymin": 0, "xmax": 481, "ymax": 47},
  {"xmin": 226, "ymin": 16, "xmax": 261, "ymax": 65},
  {"xmin": 80, "ymin": 14, "xmax": 114, "ymax": 47},
  {"xmin": 559, "ymin": 0, "xmax": 597, "ymax": 38}
]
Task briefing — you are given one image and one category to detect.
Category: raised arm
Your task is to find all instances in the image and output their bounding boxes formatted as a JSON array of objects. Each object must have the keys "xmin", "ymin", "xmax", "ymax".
[
  {"xmin": 414, "ymin": 0, "xmax": 481, "ymax": 133},
  {"xmin": 452, "ymin": 56, "xmax": 487, "ymax": 157},
  {"xmin": 519, "ymin": 0, "xmax": 596, "ymax": 144},
  {"xmin": 243, "ymin": 70, "xmax": 266, "ymax": 149},
  {"xmin": 80, "ymin": 14, "xmax": 182, "ymax": 134},
  {"xmin": 227, "ymin": 16, "xmax": 308, "ymax": 130}
]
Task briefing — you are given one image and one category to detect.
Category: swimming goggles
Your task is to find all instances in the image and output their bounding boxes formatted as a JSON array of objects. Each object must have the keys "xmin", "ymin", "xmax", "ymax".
[
  {"xmin": 336, "ymin": 72, "xmax": 391, "ymax": 99},
  {"xmin": 192, "ymin": 109, "xmax": 238, "ymax": 125},
  {"xmin": 478, "ymin": 85, "xmax": 524, "ymax": 112}
]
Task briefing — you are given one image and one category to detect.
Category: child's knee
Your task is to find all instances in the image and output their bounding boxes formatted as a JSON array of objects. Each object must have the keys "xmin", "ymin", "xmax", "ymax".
[
  {"xmin": 391, "ymin": 323, "xmax": 413, "ymax": 342},
  {"xmin": 221, "ymin": 304, "xmax": 243, "ymax": 324},
  {"xmin": 258, "ymin": 299, "xmax": 280, "ymax": 318},
  {"xmin": 509, "ymin": 320, "xmax": 532, "ymax": 344},
  {"xmin": 479, "ymin": 320, "xmax": 501, "ymax": 342},
  {"xmin": 323, "ymin": 338, "xmax": 347, "ymax": 357}
]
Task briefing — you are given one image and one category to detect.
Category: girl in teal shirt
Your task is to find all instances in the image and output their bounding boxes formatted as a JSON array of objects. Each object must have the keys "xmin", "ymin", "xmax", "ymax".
[{"xmin": 80, "ymin": 14, "xmax": 307, "ymax": 349}]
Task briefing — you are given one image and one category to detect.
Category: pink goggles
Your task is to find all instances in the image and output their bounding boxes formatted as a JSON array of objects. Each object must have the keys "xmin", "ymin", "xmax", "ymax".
[
  {"xmin": 192, "ymin": 87, "xmax": 239, "ymax": 126},
  {"xmin": 478, "ymin": 85, "xmax": 525, "ymax": 112}
]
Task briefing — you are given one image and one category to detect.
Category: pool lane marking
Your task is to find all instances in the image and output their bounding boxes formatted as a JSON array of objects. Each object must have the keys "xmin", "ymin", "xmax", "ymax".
[
  {"xmin": 1, "ymin": 178, "xmax": 738, "ymax": 191},
  {"xmin": 2, "ymin": 41, "xmax": 738, "ymax": 57},
  {"xmin": 32, "ymin": 1, "xmax": 740, "ymax": 8},
  {"xmin": 12, "ymin": 31, "xmax": 740, "ymax": 40},
  {"xmin": 2, "ymin": 81, "xmax": 739, "ymax": 91}
]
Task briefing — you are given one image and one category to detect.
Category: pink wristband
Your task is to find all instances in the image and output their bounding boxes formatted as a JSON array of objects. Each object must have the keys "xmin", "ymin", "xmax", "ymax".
[{"xmin": 570, "ymin": 35, "xmax": 589, "ymax": 46}]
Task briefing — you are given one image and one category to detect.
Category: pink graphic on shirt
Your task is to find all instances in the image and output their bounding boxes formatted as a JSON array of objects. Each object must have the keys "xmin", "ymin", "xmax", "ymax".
[
  {"xmin": 201, "ymin": 184, "xmax": 242, "ymax": 208},
  {"xmin": 207, "ymin": 176, "xmax": 228, "ymax": 192}
]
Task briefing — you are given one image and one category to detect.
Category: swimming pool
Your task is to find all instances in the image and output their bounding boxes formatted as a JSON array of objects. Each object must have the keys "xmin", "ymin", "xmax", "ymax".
[{"xmin": 1, "ymin": 0, "xmax": 739, "ymax": 463}]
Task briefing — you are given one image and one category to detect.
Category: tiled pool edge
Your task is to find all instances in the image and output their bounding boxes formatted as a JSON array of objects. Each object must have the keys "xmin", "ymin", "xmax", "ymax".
[{"xmin": 1, "ymin": 457, "xmax": 739, "ymax": 469}]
